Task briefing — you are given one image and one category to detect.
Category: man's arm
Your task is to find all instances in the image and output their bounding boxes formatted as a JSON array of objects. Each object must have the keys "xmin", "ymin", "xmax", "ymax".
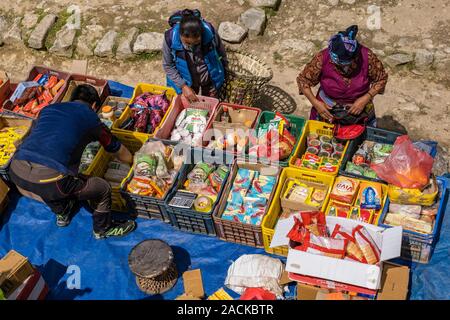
[{"xmin": 91, "ymin": 123, "xmax": 132, "ymax": 165}]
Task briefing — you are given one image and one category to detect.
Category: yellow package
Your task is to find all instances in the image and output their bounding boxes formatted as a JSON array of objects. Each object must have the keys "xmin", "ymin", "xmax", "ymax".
[
  {"xmin": 388, "ymin": 177, "xmax": 438, "ymax": 206},
  {"xmin": 283, "ymin": 179, "xmax": 313, "ymax": 203},
  {"xmin": 306, "ymin": 188, "xmax": 327, "ymax": 207}
]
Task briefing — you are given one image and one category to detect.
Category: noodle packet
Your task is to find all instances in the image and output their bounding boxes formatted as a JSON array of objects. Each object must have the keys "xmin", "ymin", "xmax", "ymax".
[{"xmin": 352, "ymin": 225, "xmax": 381, "ymax": 265}]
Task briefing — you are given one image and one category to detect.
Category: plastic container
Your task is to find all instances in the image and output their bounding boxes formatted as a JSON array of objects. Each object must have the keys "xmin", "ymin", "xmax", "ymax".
[
  {"xmin": 289, "ymin": 120, "xmax": 349, "ymax": 176},
  {"xmin": 0, "ymin": 117, "xmax": 33, "ymax": 182},
  {"xmin": 83, "ymin": 134, "xmax": 148, "ymax": 212},
  {"xmin": 339, "ymin": 126, "xmax": 403, "ymax": 183},
  {"xmin": 1, "ymin": 66, "xmax": 71, "ymax": 119},
  {"xmin": 154, "ymin": 94, "xmax": 220, "ymax": 146},
  {"xmin": 120, "ymin": 140, "xmax": 182, "ymax": 223},
  {"xmin": 60, "ymin": 73, "xmax": 110, "ymax": 110},
  {"xmin": 213, "ymin": 161, "xmax": 281, "ymax": 247},
  {"xmin": 165, "ymin": 161, "xmax": 232, "ymax": 236},
  {"xmin": 378, "ymin": 176, "xmax": 448, "ymax": 264},
  {"xmin": 112, "ymin": 83, "xmax": 176, "ymax": 141},
  {"xmin": 261, "ymin": 168, "xmax": 335, "ymax": 256},
  {"xmin": 100, "ymin": 95, "xmax": 129, "ymax": 122},
  {"xmin": 244, "ymin": 111, "xmax": 306, "ymax": 167}
]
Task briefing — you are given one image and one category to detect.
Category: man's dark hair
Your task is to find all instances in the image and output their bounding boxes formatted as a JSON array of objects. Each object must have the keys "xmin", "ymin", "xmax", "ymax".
[
  {"xmin": 70, "ymin": 84, "xmax": 101, "ymax": 107},
  {"xmin": 180, "ymin": 10, "xmax": 202, "ymax": 38}
]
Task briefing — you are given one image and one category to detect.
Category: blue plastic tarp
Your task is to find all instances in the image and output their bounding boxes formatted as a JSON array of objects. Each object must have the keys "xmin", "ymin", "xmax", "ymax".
[{"xmin": 0, "ymin": 81, "xmax": 448, "ymax": 300}]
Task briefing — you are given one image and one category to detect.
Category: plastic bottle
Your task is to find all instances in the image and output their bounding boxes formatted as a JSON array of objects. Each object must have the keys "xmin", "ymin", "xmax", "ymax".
[
  {"xmin": 221, "ymin": 106, "xmax": 230, "ymax": 123},
  {"xmin": 101, "ymin": 105, "xmax": 116, "ymax": 122}
]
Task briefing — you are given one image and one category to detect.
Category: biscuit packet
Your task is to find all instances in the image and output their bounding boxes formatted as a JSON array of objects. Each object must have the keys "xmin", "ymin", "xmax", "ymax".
[{"xmin": 352, "ymin": 225, "xmax": 381, "ymax": 265}]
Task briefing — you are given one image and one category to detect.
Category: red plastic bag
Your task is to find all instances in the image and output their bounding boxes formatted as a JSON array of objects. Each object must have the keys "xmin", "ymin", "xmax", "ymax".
[
  {"xmin": 371, "ymin": 135, "xmax": 433, "ymax": 189},
  {"xmin": 240, "ymin": 287, "xmax": 277, "ymax": 300}
]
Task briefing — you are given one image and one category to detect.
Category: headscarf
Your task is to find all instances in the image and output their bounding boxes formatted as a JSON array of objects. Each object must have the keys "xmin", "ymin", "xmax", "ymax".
[{"xmin": 328, "ymin": 25, "xmax": 360, "ymax": 65}]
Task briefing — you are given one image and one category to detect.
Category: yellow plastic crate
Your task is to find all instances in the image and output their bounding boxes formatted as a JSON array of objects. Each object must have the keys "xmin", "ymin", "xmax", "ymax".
[
  {"xmin": 324, "ymin": 176, "xmax": 389, "ymax": 226},
  {"xmin": 111, "ymin": 83, "xmax": 177, "ymax": 141},
  {"xmin": 261, "ymin": 168, "xmax": 335, "ymax": 257},
  {"xmin": 83, "ymin": 133, "xmax": 148, "ymax": 212},
  {"xmin": 289, "ymin": 120, "xmax": 349, "ymax": 176}
]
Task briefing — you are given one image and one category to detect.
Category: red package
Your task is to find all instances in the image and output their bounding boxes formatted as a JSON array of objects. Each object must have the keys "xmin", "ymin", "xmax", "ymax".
[
  {"xmin": 301, "ymin": 211, "xmax": 327, "ymax": 237},
  {"xmin": 298, "ymin": 232, "xmax": 346, "ymax": 259},
  {"xmin": 286, "ymin": 216, "xmax": 307, "ymax": 244},
  {"xmin": 240, "ymin": 287, "xmax": 276, "ymax": 300},
  {"xmin": 331, "ymin": 224, "xmax": 367, "ymax": 263},
  {"xmin": 352, "ymin": 225, "xmax": 380, "ymax": 265}
]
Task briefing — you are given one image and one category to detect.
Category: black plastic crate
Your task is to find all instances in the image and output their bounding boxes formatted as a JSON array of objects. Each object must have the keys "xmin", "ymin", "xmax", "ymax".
[
  {"xmin": 165, "ymin": 162, "xmax": 231, "ymax": 236},
  {"xmin": 121, "ymin": 189, "xmax": 171, "ymax": 223},
  {"xmin": 339, "ymin": 126, "xmax": 402, "ymax": 183}
]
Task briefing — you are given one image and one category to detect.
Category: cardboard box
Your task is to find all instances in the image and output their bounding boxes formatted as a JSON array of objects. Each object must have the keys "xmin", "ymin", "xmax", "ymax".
[
  {"xmin": 271, "ymin": 215, "xmax": 403, "ymax": 290},
  {"xmin": 280, "ymin": 177, "xmax": 328, "ymax": 212},
  {"xmin": 212, "ymin": 104, "xmax": 259, "ymax": 135},
  {"xmin": 297, "ymin": 262, "xmax": 409, "ymax": 300},
  {"xmin": 0, "ymin": 178, "xmax": 9, "ymax": 215},
  {"xmin": 7, "ymin": 268, "xmax": 49, "ymax": 300},
  {"xmin": 176, "ymin": 269, "xmax": 205, "ymax": 300},
  {"xmin": 0, "ymin": 250, "xmax": 35, "ymax": 298}
]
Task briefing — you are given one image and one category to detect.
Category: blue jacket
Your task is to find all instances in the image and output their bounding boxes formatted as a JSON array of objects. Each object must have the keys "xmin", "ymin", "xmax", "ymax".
[{"xmin": 165, "ymin": 21, "xmax": 225, "ymax": 94}]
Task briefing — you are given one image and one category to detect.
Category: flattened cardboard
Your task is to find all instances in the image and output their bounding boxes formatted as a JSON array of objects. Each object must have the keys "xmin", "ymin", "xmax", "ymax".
[{"xmin": 183, "ymin": 269, "xmax": 204, "ymax": 299}]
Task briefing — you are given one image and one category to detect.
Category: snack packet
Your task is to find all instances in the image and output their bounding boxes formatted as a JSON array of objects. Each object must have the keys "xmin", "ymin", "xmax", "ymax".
[
  {"xmin": 356, "ymin": 182, "xmax": 383, "ymax": 210},
  {"xmin": 330, "ymin": 176, "xmax": 360, "ymax": 204},
  {"xmin": 326, "ymin": 201, "xmax": 351, "ymax": 218},
  {"xmin": 348, "ymin": 207, "xmax": 374, "ymax": 224},
  {"xmin": 208, "ymin": 165, "xmax": 229, "ymax": 192},
  {"xmin": 299, "ymin": 232, "xmax": 347, "ymax": 259},
  {"xmin": 301, "ymin": 211, "xmax": 327, "ymax": 237},
  {"xmin": 352, "ymin": 225, "xmax": 380, "ymax": 265},
  {"xmin": 187, "ymin": 162, "xmax": 215, "ymax": 183},
  {"xmin": 331, "ymin": 224, "xmax": 367, "ymax": 263}
]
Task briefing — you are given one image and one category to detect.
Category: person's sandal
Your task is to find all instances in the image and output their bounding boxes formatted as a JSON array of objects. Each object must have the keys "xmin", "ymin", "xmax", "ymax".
[{"xmin": 93, "ymin": 220, "xmax": 137, "ymax": 239}]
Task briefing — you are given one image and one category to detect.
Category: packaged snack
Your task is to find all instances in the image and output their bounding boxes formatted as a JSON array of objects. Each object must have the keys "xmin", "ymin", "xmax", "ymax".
[
  {"xmin": 331, "ymin": 224, "xmax": 367, "ymax": 263},
  {"xmin": 301, "ymin": 211, "xmax": 327, "ymax": 237},
  {"xmin": 388, "ymin": 203, "xmax": 422, "ymax": 218},
  {"xmin": 308, "ymin": 189, "xmax": 326, "ymax": 207},
  {"xmin": 287, "ymin": 216, "xmax": 307, "ymax": 244},
  {"xmin": 363, "ymin": 168, "xmax": 378, "ymax": 179},
  {"xmin": 135, "ymin": 154, "xmax": 157, "ymax": 177},
  {"xmin": 299, "ymin": 232, "xmax": 346, "ymax": 259},
  {"xmin": 330, "ymin": 177, "xmax": 360, "ymax": 204},
  {"xmin": 357, "ymin": 182, "xmax": 383, "ymax": 210},
  {"xmin": 283, "ymin": 180, "xmax": 312, "ymax": 203},
  {"xmin": 301, "ymin": 153, "xmax": 321, "ymax": 170},
  {"xmin": 319, "ymin": 157, "xmax": 339, "ymax": 173},
  {"xmin": 187, "ymin": 162, "xmax": 215, "ymax": 183},
  {"xmin": 208, "ymin": 165, "xmax": 229, "ymax": 192},
  {"xmin": 384, "ymin": 213, "xmax": 433, "ymax": 234},
  {"xmin": 326, "ymin": 201, "xmax": 351, "ymax": 218},
  {"xmin": 352, "ymin": 225, "xmax": 380, "ymax": 265},
  {"xmin": 345, "ymin": 162, "xmax": 365, "ymax": 175},
  {"xmin": 348, "ymin": 207, "xmax": 374, "ymax": 224}
]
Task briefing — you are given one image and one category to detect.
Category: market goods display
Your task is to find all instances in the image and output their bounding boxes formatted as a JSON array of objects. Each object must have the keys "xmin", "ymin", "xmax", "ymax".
[
  {"xmin": 345, "ymin": 141, "xmax": 393, "ymax": 179},
  {"xmin": 294, "ymin": 133, "xmax": 345, "ymax": 174},
  {"xmin": 0, "ymin": 126, "xmax": 28, "ymax": 166},
  {"xmin": 287, "ymin": 211, "xmax": 381, "ymax": 265},
  {"xmin": 248, "ymin": 112, "xmax": 297, "ymax": 162},
  {"xmin": 8, "ymin": 74, "xmax": 65, "ymax": 117},
  {"xmin": 281, "ymin": 178, "xmax": 327, "ymax": 211},
  {"xmin": 79, "ymin": 142, "xmax": 101, "ymax": 173},
  {"xmin": 169, "ymin": 108, "xmax": 210, "ymax": 147},
  {"xmin": 169, "ymin": 162, "xmax": 229, "ymax": 212},
  {"xmin": 126, "ymin": 141, "xmax": 181, "ymax": 198},
  {"xmin": 221, "ymin": 168, "xmax": 276, "ymax": 225},
  {"xmin": 119, "ymin": 92, "xmax": 171, "ymax": 134},
  {"xmin": 325, "ymin": 176, "xmax": 385, "ymax": 224},
  {"xmin": 101, "ymin": 98, "xmax": 128, "ymax": 121}
]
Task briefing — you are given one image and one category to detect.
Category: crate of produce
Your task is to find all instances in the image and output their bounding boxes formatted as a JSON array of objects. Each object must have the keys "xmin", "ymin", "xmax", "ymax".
[
  {"xmin": 0, "ymin": 117, "xmax": 33, "ymax": 182},
  {"xmin": 339, "ymin": 126, "xmax": 403, "ymax": 183},
  {"xmin": 324, "ymin": 176, "xmax": 389, "ymax": 226},
  {"xmin": 242, "ymin": 111, "xmax": 305, "ymax": 167},
  {"xmin": 289, "ymin": 120, "xmax": 349, "ymax": 176},
  {"xmin": 60, "ymin": 73, "xmax": 110, "ymax": 110},
  {"xmin": 154, "ymin": 95, "xmax": 220, "ymax": 148},
  {"xmin": 1, "ymin": 66, "xmax": 71, "ymax": 119},
  {"xmin": 378, "ymin": 176, "xmax": 448, "ymax": 263},
  {"xmin": 261, "ymin": 168, "xmax": 335, "ymax": 256},
  {"xmin": 120, "ymin": 140, "xmax": 184, "ymax": 222},
  {"xmin": 112, "ymin": 83, "xmax": 176, "ymax": 142},
  {"xmin": 83, "ymin": 134, "xmax": 148, "ymax": 212},
  {"xmin": 213, "ymin": 161, "xmax": 281, "ymax": 247},
  {"xmin": 165, "ymin": 160, "xmax": 232, "ymax": 235}
]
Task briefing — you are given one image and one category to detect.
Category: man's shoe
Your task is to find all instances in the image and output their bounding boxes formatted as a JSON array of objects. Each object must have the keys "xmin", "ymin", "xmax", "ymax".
[
  {"xmin": 93, "ymin": 220, "xmax": 137, "ymax": 239},
  {"xmin": 55, "ymin": 200, "xmax": 77, "ymax": 227}
]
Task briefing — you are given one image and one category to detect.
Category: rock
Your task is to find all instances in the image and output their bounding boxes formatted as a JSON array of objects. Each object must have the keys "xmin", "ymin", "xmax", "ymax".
[
  {"xmin": 116, "ymin": 27, "xmax": 139, "ymax": 59},
  {"xmin": 384, "ymin": 53, "xmax": 413, "ymax": 68},
  {"xmin": 239, "ymin": 7, "xmax": 266, "ymax": 37},
  {"xmin": 280, "ymin": 39, "xmax": 315, "ymax": 56},
  {"xmin": 218, "ymin": 22, "xmax": 248, "ymax": 43},
  {"xmin": 133, "ymin": 32, "xmax": 164, "ymax": 53},
  {"xmin": 372, "ymin": 49, "xmax": 385, "ymax": 57},
  {"xmin": 0, "ymin": 16, "xmax": 9, "ymax": 33},
  {"xmin": 341, "ymin": 0, "xmax": 356, "ymax": 4},
  {"xmin": 94, "ymin": 30, "xmax": 118, "ymax": 57},
  {"xmin": 414, "ymin": 49, "xmax": 434, "ymax": 69},
  {"xmin": 75, "ymin": 25, "xmax": 105, "ymax": 56},
  {"xmin": 328, "ymin": 0, "xmax": 339, "ymax": 5},
  {"xmin": 49, "ymin": 26, "xmax": 77, "ymax": 57},
  {"xmin": 237, "ymin": 0, "xmax": 245, "ymax": 5},
  {"xmin": 401, "ymin": 102, "xmax": 420, "ymax": 112},
  {"xmin": 248, "ymin": 0, "xmax": 280, "ymax": 9},
  {"xmin": 22, "ymin": 13, "xmax": 39, "ymax": 29},
  {"xmin": 422, "ymin": 38, "xmax": 434, "ymax": 50},
  {"xmin": 432, "ymin": 146, "xmax": 449, "ymax": 176},
  {"xmin": 28, "ymin": 14, "xmax": 57, "ymax": 49},
  {"xmin": 4, "ymin": 17, "xmax": 23, "ymax": 45}
]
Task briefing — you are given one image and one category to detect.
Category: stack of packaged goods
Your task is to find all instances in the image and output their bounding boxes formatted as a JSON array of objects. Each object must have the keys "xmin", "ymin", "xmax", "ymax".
[
  {"xmin": 104, "ymin": 160, "xmax": 131, "ymax": 189},
  {"xmin": 169, "ymin": 162, "xmax": 229, "ymax": 212},
  {"xmin": 221, "ymin": 168, "xmax": 276, "ymax": 226},
  {"xmin": 169, "ymin": 108, "xmax": 210, "ymax": 147},
  {"xmin": 325, "ymin": 176, "xmax": 385, "ymax": 225},
  {"xmin": 345, "ymin": 141, "xmax": 393, "ymax": 179},
  {"xmin": 0, "ymin": 126, "xmax": 28, "ymax": 167},
  {"xmin": 248, "ymin": 112, "xmax": 297, "ymax": 162},
  {"xmin": 294, "ymin": 133, "xmax": 345, "ymax": 174},
  {"xmin": 8, "ymin": 74, "xmax": 65, "ymax": 117},
  {"xmin": 119, "ymin": 92, "xmax": 171, "ymax": 134},
  {"xmin": 79, "ymin": 142, "xmax": 101, "ymax": 173},
  {"xmin": 126, "ymin": 141, "xmax": 182, "ymax": 198}
]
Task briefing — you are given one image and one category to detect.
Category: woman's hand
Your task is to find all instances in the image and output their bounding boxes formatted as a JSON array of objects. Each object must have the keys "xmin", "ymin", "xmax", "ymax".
[
  {"xmin": 348, "ymin": 94, "xmax": 371, "ymax": 115},
  {"xmin": 313, "ymin": 100, "xmax": 333, "ymax": 122},
  {"xmin": 182, "ymin": 85, "xmax": 199, "ymax": 103}
]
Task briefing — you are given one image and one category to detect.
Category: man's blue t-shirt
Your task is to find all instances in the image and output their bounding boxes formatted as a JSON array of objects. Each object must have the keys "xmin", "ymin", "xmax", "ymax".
[{"xmin": 14, "ymin": 101, "xmax": 121, "ymax": 175}]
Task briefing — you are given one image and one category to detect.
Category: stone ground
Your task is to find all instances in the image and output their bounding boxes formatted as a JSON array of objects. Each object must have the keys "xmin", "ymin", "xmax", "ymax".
[{"xmin": 0, "ymin": 0, "xmax": 449, "ymax": 171}]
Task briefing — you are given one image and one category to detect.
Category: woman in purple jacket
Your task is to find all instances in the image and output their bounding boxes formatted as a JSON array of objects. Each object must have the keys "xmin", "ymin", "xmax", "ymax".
[{"xmin": 297, "ymin": 25, "xmax": 388, "ymax": 126}]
